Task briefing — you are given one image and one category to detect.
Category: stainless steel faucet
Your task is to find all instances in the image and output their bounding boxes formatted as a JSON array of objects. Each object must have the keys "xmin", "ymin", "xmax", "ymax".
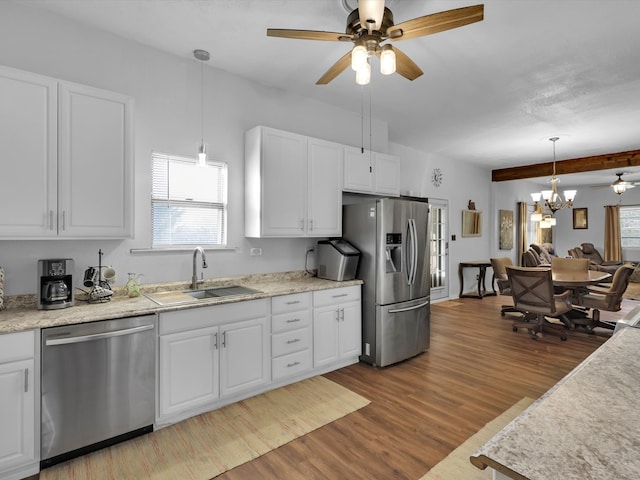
[{"xmin": 191, "ymin": 246, "xmax": 208, "ymax": 290}]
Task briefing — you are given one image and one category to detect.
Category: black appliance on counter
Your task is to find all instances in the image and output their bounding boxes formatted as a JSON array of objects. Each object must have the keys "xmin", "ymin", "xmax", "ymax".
[{"xmin": 37, "ymin": 259, "xmax": 74, "ymax": 310}]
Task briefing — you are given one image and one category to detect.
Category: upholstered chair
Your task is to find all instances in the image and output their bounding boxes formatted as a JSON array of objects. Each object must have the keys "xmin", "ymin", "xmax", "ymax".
[
  {"xmin": 490, "ymin": 257, "xmax": 519, "ymax": 316},
  {"xmin": 506, "ymin": 266, "xmax": 572, "ymax": 341},
  {"xmin": 578, "ymin": 264, "xmax": 635, "ymax": 331}
]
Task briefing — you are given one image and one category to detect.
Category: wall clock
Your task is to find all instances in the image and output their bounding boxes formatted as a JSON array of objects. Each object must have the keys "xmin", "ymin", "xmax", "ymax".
[{"xmin": 432, "ymin": 168, "xmax": 443, "ymax": 187}]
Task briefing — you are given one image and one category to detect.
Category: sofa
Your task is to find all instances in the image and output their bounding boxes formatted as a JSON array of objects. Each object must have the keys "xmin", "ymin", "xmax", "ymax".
[{"xmin": 568, "ymin": 242, "xmax": 622, "ymax": 274}]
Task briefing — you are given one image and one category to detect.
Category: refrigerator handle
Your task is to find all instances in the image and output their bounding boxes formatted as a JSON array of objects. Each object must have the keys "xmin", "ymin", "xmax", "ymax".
[
  {"xmin": 388, "ymin": 299, "xmax": 430, "ymax": 314},
  {"xmin": 408, "ymin": 218, "xmax": 418, "ymax": 285}
]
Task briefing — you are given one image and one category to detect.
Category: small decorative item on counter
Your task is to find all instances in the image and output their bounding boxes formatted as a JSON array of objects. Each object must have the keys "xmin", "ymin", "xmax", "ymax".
[
  {"xmin": 125, "ymin": 273, "xmax": 142, "ymax": 298},
  {"xmin": 0, "ymin": 266, "xmax": 5, "ymax": 311}
]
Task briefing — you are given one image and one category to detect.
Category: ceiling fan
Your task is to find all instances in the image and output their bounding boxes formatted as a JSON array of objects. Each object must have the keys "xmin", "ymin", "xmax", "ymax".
[
  {"xmin": 266, "ymin": 0, "xmax": 484, "ymax": 85},
  {"xmin": 592, "ymin": 172, "xmax": 639, "ymax": 195}
]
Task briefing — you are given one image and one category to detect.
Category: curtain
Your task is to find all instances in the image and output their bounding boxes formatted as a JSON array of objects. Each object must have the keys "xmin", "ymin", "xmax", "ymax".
[
  {"xmin": 604, "ymin": 204, "xmax": 622, "ymax": 262},
  {"xmin": 517, "ymin": 202, "xmax": 528, "ymax": 266}
]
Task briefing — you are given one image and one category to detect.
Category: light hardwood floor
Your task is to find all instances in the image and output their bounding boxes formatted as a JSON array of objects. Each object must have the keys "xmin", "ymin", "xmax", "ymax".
[{"xmin": 218, "ymin": 294, "xmax": 634, "ymax": 480}]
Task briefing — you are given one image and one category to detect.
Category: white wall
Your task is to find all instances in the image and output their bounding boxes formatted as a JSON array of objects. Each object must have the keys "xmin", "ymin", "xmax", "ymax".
[{"xmin": 0, "ymin": 2, "xmax": 493, "ymax": 298}]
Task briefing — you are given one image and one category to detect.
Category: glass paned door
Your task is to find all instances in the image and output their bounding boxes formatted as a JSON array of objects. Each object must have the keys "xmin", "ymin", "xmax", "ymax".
[{"xmin": 429, "ymin": 198, "xmax": 449, "ymax": 301}]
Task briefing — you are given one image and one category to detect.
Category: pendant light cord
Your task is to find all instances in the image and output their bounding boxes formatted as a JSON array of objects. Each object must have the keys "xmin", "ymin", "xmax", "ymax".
[
  {"xmin": 360, "ymin": 86, "xmax": 364, "ymax": 154},
  {"xmin": 200, "ymin": 59, "xmax": 204, "ymax": 146}
]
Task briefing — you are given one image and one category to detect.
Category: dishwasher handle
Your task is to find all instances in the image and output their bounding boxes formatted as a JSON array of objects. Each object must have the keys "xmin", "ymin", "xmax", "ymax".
[{"xmin": 45, "ymin": 324, "xmax": 155, "ymax": 346}]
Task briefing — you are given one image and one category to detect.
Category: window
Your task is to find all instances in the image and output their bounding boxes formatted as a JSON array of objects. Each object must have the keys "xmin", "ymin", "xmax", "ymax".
[
  {"xmin": 620, "ymin": 205, "xmax": 640, "ymax": 247},
  {"xmin": 152, "ymin": 152, "xmax": 227, "ymax": 247}
]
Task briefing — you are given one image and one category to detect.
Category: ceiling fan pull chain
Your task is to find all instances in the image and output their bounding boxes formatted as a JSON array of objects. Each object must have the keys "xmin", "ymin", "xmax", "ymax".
[
  {"xmin": 360, "ymin": 86, "xmax": 365, "ymax": 154},
  {"xmin": 369, "ymin": 88, "xmax": 373, "ymax": 168}
]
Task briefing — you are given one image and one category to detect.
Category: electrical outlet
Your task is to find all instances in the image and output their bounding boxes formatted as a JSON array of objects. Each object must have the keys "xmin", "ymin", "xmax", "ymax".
[{"xmin": 250, "ymin": 248, "xmax": 262, "ymax": 256}]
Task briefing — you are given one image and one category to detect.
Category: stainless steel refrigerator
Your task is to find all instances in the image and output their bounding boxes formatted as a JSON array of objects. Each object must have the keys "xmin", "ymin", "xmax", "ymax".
[{"xmin": 343, "ymin": 198, "xmax": 430, "ymax": 367}]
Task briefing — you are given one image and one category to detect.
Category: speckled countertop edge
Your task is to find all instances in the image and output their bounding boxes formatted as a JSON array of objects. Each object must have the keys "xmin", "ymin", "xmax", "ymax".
[{"xmin": 0, "ymin": 271, "xmax": 363, "ymax": 334}]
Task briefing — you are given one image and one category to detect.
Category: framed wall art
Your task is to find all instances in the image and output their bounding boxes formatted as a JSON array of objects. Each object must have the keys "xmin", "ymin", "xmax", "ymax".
[
  {"xmin": 499, "ymin": 209, "xmax": 514, "ymax": 250},
  {"xmin": 573, "ymin": 208, "xmax": 588, "ymax": 229}
]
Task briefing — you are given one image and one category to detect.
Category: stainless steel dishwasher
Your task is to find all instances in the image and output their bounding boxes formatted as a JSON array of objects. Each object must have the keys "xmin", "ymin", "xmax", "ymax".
[{"xmin": 41, "ymin": 314, "xmax": 156, "ymax": 468}]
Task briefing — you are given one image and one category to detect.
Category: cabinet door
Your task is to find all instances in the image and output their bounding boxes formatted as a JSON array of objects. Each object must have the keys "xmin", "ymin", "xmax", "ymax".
[
  {"xmin": 313, "ymin": 305, "xmax": 340, "ymax": 368},
  {"xmin": 220, "ymin": 317, "xmax": 270, "ymax": 398},
  {"xmin": 343, "ymin": 146, "xmax": 373, "ymax": 193},
  {"xmin": 307, "ymin": 138, "xmax": 343, "ymax": 237},
  {"xmin": 58, "ymin": 82, "xmax": 133, "ymax": 237},
  {"xmin": 373, "ymin": 153, "xmax": 400, "ymax": 196},
  {"xmin": 0, "ymin": 359, "xmax": 36, "ymax": 472},
  {"xmin": 158, "ymin": 327, "xmax": 219, "ymax": 419},
  {"xmin": 0, "ymin": 66, "xmax": 57, "ymax": 237},
  {"xmin": 339, "ymin": 301, "xmax": 362, "ymax": 359},
  {"xmin": 260, "ymin": 128, "xmax": 307, "ymax": 236}
]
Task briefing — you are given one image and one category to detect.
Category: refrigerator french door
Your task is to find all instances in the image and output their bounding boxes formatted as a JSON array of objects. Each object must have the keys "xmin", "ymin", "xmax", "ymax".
[{"xmin": 343, "ymin": 198, "xmax": 430, "ymax": 367}]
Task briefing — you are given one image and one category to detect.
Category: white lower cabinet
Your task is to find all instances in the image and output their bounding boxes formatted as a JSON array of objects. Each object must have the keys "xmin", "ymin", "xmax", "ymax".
[
  {"xmin": 271, "ymin": 292, "xmax": 313, "ymax": 381},
  {"xmin": 158, "ymin": 299, "xmax": 270, "ymax": 424},
  {"xmin": 0, "ymin": 330, "xmax": 38, "ymax": 480},
  {"xmin": 313, "ymin": 286, "xmax": 362, "ymax": 368}
]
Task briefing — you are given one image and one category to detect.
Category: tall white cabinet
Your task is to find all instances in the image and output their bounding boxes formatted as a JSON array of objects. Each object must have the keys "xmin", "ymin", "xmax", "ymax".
[
  {"xmin": 0, "ymin": 65, "xmax": 133, "ymax": 239},
  {"xmin": 245, "ymin": 126, "xmax": 343, "ymax": 238},
  {"xmin": 0, "ymin": 331, "xmax": 38, "ymax": 480}
]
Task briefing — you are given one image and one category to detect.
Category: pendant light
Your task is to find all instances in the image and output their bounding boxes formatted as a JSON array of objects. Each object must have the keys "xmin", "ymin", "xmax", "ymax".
[{"xmin": 194, "ymin": 49, "xmax": 210, "ymax": 166}]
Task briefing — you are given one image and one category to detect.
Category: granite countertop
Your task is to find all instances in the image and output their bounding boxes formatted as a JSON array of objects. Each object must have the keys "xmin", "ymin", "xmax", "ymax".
[
  {"xmin": 470, "ymin": 326, "xmax": 640, "ymax": 479},
  {"xmin": 0, "ymin": 271, "xmax": 362, "ymax": 334}
]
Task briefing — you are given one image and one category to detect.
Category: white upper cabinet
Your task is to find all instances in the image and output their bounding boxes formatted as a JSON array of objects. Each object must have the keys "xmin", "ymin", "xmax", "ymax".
[
  {"xmin": 0, "ymin": 65, "xmax": 133, "ymax": 239},
  {"xmin": 343, "ymin": 146, "xmax": 400, "ymax": 196},
  {"xmin": 245, "ymin": 126, "xmax": 343, "ymax": 238},
  {"xmin": 0, "ymin": 66, "xmax": 57, "ymax": 237}
]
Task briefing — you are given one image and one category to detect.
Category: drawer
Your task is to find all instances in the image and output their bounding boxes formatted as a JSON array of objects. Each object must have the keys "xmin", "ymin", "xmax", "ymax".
[
  {"xmin": 0, "ymin": 330, "xmax": 35, "ymax": 363},
  {"xmin": 272, "ymin": 292, "xmax": 312, "ymax": 315},
  {"xmin": 272, "ymin": 349, "xmax": 312, "ymax": 381},
  {"xmin": 272, "ymin": 327, "xmax": 311, "ymax": 357},
  {"xmin": 313, "ymin": 285, "xmax": 361, "ymax": 308},
  {"xmin": 272, "ymin": 309, "xmax": 311, "ymax": 333}
]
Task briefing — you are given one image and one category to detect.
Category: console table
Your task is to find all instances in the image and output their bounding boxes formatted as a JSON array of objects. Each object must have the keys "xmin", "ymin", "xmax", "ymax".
[{"xmin": 458, "ymin": 261, "xmax": 497, "ymax": 299}]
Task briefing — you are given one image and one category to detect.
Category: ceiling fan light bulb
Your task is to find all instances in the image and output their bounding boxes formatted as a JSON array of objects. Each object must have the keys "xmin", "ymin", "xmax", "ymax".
[
  {"xmin": 613, "ymin": 184, "xmax": 626, "ymax": 195},
  {"xmin": 380, "ymin": 45, "xmax": 396, "ymax": 75},
  {"xmin": 351, "ymin": 45, "xmax": 367, "ymax": 71},
  {"xmin": 355, "ymin": 61, "xmax": 371, "ymax": 85}
]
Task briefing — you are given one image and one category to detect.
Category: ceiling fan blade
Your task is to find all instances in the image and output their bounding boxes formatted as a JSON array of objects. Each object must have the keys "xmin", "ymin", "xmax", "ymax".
[
  {"xmin": 393, "ymin": 47, "xmax": 424, "ymax": 81},
  {"xmin": 387, "ymin": 4, "xmax": 484, "ymax": 41},
  {"xmin": 267, "ymin": 29, "xmax": 351, "ymax": 42},
  {"xmin": 316, "ymin": 51, "xmax": 352, "ymax": 85}
]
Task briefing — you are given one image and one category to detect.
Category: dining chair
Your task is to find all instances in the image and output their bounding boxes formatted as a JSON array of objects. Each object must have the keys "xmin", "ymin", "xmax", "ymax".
[
  {"xmin": 506, "ymin": 266, "xmax": 572, "ymax": 341},
  {"xmin": 490, "ymin": 257, "xmax": 519, "ymax": 316},
  {"xmin": 577, "ymin": 264, "xmax": 635, "ymax": 331},
  {"xmin": 550, "ymin": 257, "xmax": 589, "ymax": 271}
]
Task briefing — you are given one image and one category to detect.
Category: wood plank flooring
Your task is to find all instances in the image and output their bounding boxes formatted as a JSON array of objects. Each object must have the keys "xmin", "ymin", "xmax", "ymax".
[{"xmin": 217, "ymin": 295, "xmax": 635, "ymax": 480}]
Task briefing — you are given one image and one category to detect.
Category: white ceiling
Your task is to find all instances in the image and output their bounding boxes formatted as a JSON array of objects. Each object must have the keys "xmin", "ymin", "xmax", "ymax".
[{"xmin": 15, "ymin": 0, "xmax": 640, "ymax": 185}]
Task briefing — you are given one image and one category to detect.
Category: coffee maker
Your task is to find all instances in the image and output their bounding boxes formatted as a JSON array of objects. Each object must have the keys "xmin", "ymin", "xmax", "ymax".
[{"xmin": 38, "ymin": 259, "xmax": 74, "ymax": 310}]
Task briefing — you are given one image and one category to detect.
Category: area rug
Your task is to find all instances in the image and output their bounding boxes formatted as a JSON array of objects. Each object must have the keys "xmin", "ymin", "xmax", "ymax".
[
  {"xmin": 419, "ymin": 397, "xmax": 535, "ymax": 480},
  {"xmin": 40, "ymin": 376, "xmax": 370, "ymax": 480},
  {"xmin": 623, "ymin": 281, "xmax": 640, "ymax": 300}
]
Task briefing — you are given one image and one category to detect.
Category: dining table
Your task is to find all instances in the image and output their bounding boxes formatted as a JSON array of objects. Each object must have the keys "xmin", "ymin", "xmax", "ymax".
[{"xmin": 551, "ymin": 269, "xmax": 611, "ymax": 287}]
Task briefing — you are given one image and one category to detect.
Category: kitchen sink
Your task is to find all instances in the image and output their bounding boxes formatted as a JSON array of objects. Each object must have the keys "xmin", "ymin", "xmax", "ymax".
[
  {"xmin": 185, "ymin": 285, "xmax": 261, "ymax": 299},
  {"xmin": 145, "ymin": 285, "xmax": 261, "ymax": 306}
]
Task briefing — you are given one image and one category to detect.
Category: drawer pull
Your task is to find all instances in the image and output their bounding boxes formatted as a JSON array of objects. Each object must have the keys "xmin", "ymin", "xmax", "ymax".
[
  {"xmin": 286, "ymin": 338, "xmax": 301, "ymax": 344},
  {"xmin": 24, "ymin": 368, "xmax": 29, "ymax": 393},
  {"xmin": 287, "ymin": 361, "xmax": 301, "ymax": 368},
  {"xmin": 286, "ymin": 318, "xmax": 301, "ymax": 323},
  {"xmin": 332, "ymin": 293, "xmax": 349, "ymax": 298},
  {"xmin": 285, "ymin": 300, "xmax": 301, "ymax": 305}
]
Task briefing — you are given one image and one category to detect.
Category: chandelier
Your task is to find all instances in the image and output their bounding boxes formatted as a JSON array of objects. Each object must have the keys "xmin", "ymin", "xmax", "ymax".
[{"xmin": 530, "ymin": 137, "xmax": 576, "ymax": 224}]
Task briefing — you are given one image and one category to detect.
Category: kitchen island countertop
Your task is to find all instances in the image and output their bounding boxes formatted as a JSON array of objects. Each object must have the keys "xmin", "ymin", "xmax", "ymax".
[
  {"xmin": 0, "ymin": 272, "xmax": 362, "ymax": 334},
  {"xmin": 470, "ymin": 326, "xmax": 640, "ymax": 479}
]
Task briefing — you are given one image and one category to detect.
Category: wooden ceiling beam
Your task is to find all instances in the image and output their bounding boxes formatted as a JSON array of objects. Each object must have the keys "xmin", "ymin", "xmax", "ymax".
[{"xmin": 491, "ymin": 149, "xmax": 640, "ymax": 182}]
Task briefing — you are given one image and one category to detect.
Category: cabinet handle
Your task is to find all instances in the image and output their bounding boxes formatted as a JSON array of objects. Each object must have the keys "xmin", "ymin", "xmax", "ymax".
[
  {"xmin": 335, "ymin": 310, "xmax": 340, "ymax": 322},
  {"xmin": 222, "ymin": 331, "xmax": 226, "ymax": 348},
  {"xmin": 339, "ymin": 308, "xmax": 345, "ymax": 322},
  {"xmin": 286, "ymin": 338, "xmax": 301, "ymax": 344},
  {"xmin": 24, "ymin": 368, "xmax": 29, "ymax": 393},
  {"xmin": 285, "ymin": 301, "xmax": 301, "ymax": 305},
  {"xmin": 309, "ymin": 219, "xmax": 313, "ymax": 231},
  {"xmin": 332, "ymin": 293, "xmax": 348, "ymax": 299},
  {"xmin": 286, "ymin": 318, "xmax": 301, "ymax": 323},
  {"xmin": 300, "ymin": 219, "xmax": 305, "ymax": 231},
  {"xmin": 213, "ymin": 332, "xmax": 218, "ymax": 350},
  {"xmin": 287, "ymin": 361, "xmax": 300, "ymax": 368}
]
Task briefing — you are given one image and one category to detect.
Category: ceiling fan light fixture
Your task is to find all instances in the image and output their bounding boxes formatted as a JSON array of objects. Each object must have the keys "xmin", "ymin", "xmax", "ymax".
[
  {"xmin": 611, "ymin": 173, "xmax": 635, "ymax": 195},
  {"xmin": 355, "ymin": 60, "xmax": 371, "ymax": 85},
  {"xmin": 380, "ymin": 44, "xmax": 396, "ymax": 75},
  {"xmin": 351, "ymin": 44, "xmax": 367, "ymax": 71}
]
